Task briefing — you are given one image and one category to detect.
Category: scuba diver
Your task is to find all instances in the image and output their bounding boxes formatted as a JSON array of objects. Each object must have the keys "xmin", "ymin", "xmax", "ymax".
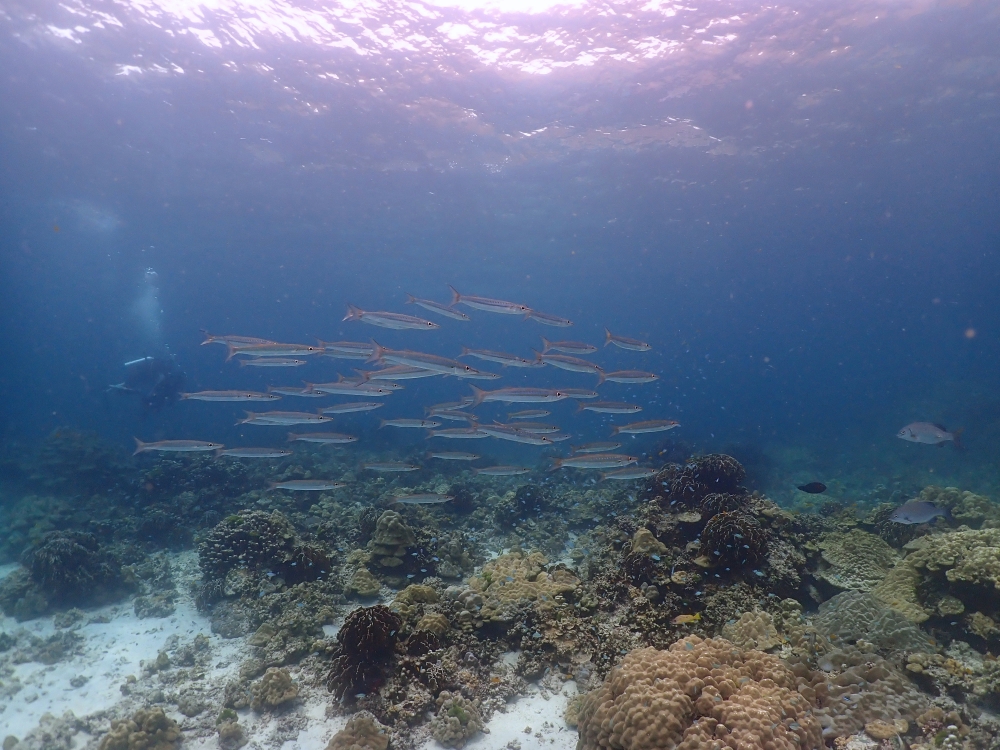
[{"xmin": 108, "ymin": 355, "xmax": 186, "ymax": 414}]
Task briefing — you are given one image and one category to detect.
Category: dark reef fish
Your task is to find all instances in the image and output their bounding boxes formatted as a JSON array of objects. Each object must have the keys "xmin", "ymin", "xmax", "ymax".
[
  {"xmin": 796, "ymin": 482, "xmax": 827, "ymax": 494},
  {"xmin": 889, "ymin": 500, "xmax": 950, "ymax": 524}
]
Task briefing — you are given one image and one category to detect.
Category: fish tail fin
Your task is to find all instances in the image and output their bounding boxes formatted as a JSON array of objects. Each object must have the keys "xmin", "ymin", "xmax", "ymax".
[
  {"xmin": 469, "ymin": 385, "xmax": 486, "ymax": 407},
  {"xmin": 547, "ymin": 458, "xmax": 563, "ymax": 472},
  {"xmin": 343, "ymin": 304, "xmax": 363, "ymax": 322},
  {"xmin": 237, "ymin": 358, "xmax": 248, "ymax": 367},
  {"xmin": 404, "ymin": 293, "xmax": 416, "ymax": 304},
  {"xmin": 366, "ymin": 339, "xmax": 385, "ymax": 364},
  {"xmin": 200, "ymin": 330, "xmax": 214, "ymax": 346},
  {"xmin": 531, "ymin": 349, "xmax": 543, "ymax": 364},
  {"xmin": 604, "ymin": 328, "xmax": 613, "ymax": 346},
  {"xmin": 541, "ymin": 337, "xmax": 551, "ymax": 352},
  {"xmin": 132, "ymin": 437, "xmax": 147, "ymax": 455},
  {"xmin": 354, "ymin": 368, "xmax": 372, "ymax": 382},
  {"xmin": 598, "ymin": 472, "xmax": 609, "ymax": 483},
  {"xmin": 952, "ymin": 427, "xmax": 965, "ymax": 450},
  {"xmin": 225, "ymin": 343, "xmax": 239, "ymax": 361},
  {"xmin": 180, "ymin": 393, "xmax": 191, "ymax": 400},
  {"xmin": 378, "ymin": 419, "xmax": 386, "ymax": 429},
  {"xmin": 316, "ymin": 337, "xmax": 329, "ymax": 349},
  {"xmin": 596, "ymin": 370, "xmax": 606, "ymax": 385},
  {"xmin": 460, "ymin": 346, "xmax": 470, "ymax": 357},
  {"xmin": 610, "ymin": 426, "xmax": 620, "ymax": 436},
  {"xmin": 287, "ymin": 433, "xmax": 296, "ymax": 442},
  {"xmin": 214, "ymin": 448, "xmax": 225, "ymax": 458},
  {"xmin": 268, "ymin": 482, "xmax": 279, "ymax": 490},
  {"xmin": 448, "ymin": 285, "xmax": 461, "ymax": 306},
  {"xmin": 575, "ymin": 402, "xmax": 585, "ymax": 413}
]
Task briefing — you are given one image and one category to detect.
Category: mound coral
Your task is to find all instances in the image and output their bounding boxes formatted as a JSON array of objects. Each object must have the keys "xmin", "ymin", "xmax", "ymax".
[
  {"xmin": 327, "ymin": 605, "xmax": 402, "ymax": 700},
  {"xmin": 250, "ymin": 667, "xmax": 298, "ymax": 711},
  {"xmin": 813, "ymin": 590, "xmax": 934, "ymax": 654},
  {"xmin": 576, "ymin": 636, "xmax": 823, "ymax": 750},
  {"xmin": 431, "ymin": 691, "xmax": 484, "ymax": 749},
  {"xmin": 700, "ymin": 511, "xmax": 767, "ymax": 568},
  {"xmin": 872, "ymin": 528, "xmax": 1000, "ymax": 624},
  {"xmin": 98, "ymin": 708, "xmax": 181, "ymax": 750},
  {"xmin": 720, "ymin": 610, "xmax": 782, "ymax": 651},
  {"xmin": 326, "ymin": 714, "xmax": 390, "ymax": 750},
  {"xmin": 368, "ymin": 511, "xmax": 415, "ymax": 569},
  {"xmin": 468, "ymin": 551, "xmax": 578, "ymax": 623},
  {"xmin": 668, "ymin": 454, "xmax": 747, "ymax": 508},
  {"xmin": 815, "ymin": 529, "xmax": 899, "ymax": 592}
]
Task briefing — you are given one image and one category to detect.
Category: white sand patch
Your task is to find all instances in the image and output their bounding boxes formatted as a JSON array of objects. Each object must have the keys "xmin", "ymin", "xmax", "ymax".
[{"xmin": 422, "ymin": 680, "xmax": 579, "ymax": 750}]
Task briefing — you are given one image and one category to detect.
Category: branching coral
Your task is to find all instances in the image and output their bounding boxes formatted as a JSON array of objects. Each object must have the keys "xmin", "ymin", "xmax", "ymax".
[
  {"xmin": 700, "ymin": 511, "xmax": 767, "ymax": 568},
  {"xmin": 668, "ymin": 454, "xmax": 747, "ymax": 508}
]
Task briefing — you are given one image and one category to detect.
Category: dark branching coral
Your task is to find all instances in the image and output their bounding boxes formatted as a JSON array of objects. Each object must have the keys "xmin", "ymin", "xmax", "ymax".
[
  {"xmin": 701, "ymin": 511, "xmax": 767, "ymax": 568},
  {"xmin": 668, "ymin": 454, "xmax": 747, "ymax": 508},
  {"xmin": 514, "ymin": 484, "xmax": 549, "ymax": 518},
  {"xmin": 327, "ymin": 604, "xmax": 402, "ymax": 699},
  {"xmin": 405, "ymin": 630, "xmax": 441, "ymax": 656},
  {"xmin": 198, "ymin": 510, "xmax": 328, "ymax": 585},
  {"xmin": 357, "ymin": 507, "xmax": 381, "ymax": 543},
  {"xmin": 700, "ymin": 492, "xmax": 748, "ymax": 517}
]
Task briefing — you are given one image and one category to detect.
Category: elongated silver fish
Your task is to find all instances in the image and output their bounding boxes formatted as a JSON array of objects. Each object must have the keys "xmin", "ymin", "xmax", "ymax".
[
  {"xmin": 405, "ymin": 294, "xmax": 470, "ymax": 321},
  {"xmin": 604, "ymin": 329, "xmax": 652, "ymax": 352},
  {"xmin": 600, "ymin": 467, "xmax": 658, "ymax": 481},
  {"xmin": 287, "ymin": 432, "xmax": 358, "ymax": 444},
  {"xmin": 449, "ymin": 286, "xmax": 530, "ymax": 315},
  {"xmin": 239, "ymin": 411, "xmax": 332, "ymax": 426},
  {"xmin": 432, "ymin": 410, "xmax": 478, "ymax": 423},
  {"xmin": 495, "ymin": 422, "xmax": 560, "ymax": 434},
  {"xmin": 363, "ymin": 462, "xmax": 420, "ymax": 472},
  {"xmin": 536, "ymin": 353, "xmax": 604, "ymax": 375},
  {"xmin": 526, "ymin": 310, "xmax": 573, "ymax": 327},
  {"xmin": 227, "ymin": 342, "xmax": 323, "ymax": 360},
  {"xmin": 540, "ymin": 338, "xmax": 596, "ymax": 355},
  {"xmin": 473, "ymin": 466, "xmax": 531, "ymax": 476},
  {"xmin": 270, "ymin": 480, "xmax": 345, "ymax": 491},
  {"xmin": 507, "ymin": 409, "xmax": 551, "ymax": 420},
  {"xmin": 550, "ymin": 453, "xmax": 639, "ymax": 470},
  {"xmin": 216, "ymin": 447, "xmax": 293, "ymax": 458},
  {"xmin": 460, "ymin": 347, "xmax": 540, "ymax": 368},
  {"xmin": 392, "ymin": 494, "xmax": 453, "ymax": 504},
  {"xmin": 357, "ymin": 365, "xmax": 441, "ymax": 381},
  {"xmin": 572, "ymin": 441, "xmax": 623, "ymax": 454},
  {"xmin": 469, "ymin": 386, "xmax": 568, "ymax": 406},
  {"xmin": 134, "ymin": 438, "xmax": 223, "ymax": 455},
  {"xmin": 380, "ymin": 418, "xmax": 442, "ymax": 429},
  {"xmin": 239, "ymin": 358, "xmax": 307, "ymax": 367},
  {"xmin": 321, "ymin": 402, "xmax": 385, "ymax": 414},
  {"xmin": 427, "ymin": 427, "xmax": 490, "ymax": 439},
  {"xmin": 578, "ymin": 401, "xmax": 642, "ymax": 414},
  {"xmin": 268, "ymin": 386, "xmax": 326, "ymax": 398},
  {"xmin": 428, "ymin": 451, "xmax": 480, "ymax": 461},
  {"xmin": 598, "ymin": 370, "xmax": 659, "ymax": 385},
  {"xmin": 344, "ymin": 304, "xmax": 439, "ymax": 330},
  {"xmin": 304, "ymin": 379, "xmax": 396, "ymax": 396},
  {"xmin": 321, "ymin": 350, "xmax": 372, "ymax": 361},
  {"xmin": 427, "ymin": 398, "xmax": 475, "ymax": 412},
  {"xmin": 370, "ymin": 342, "xmax": 489, "ymax": 378},
  {"xmin": 478, "ymin": 424, "xmax": 554, "ymax": 445},
  {"xmin": 611, "ymin": 420, "xmax": 680, "ymax": 435},
  {"xmin": 561, "ymin": 388, "xmax": 599, "ymax": 399},
  {"xmin": 201, "ymin": 331, "xmax": 274, "ymax": 347},
  {"xmin": 182, "ymin": 390, "xmax": 280, "ymax": 402},
  {"xmin": 318, "ymin": 340, "xmax": 376, "ymax": 355}
]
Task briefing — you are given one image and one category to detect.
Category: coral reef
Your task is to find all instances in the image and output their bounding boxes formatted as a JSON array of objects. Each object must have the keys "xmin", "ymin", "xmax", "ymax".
[
  {"xmin": 98, "ymin": 708, "xmax": 181, "ymax": 750},
  {"xmin": 327, "ymin": 605, "xmax": 402, "ymax": 700},
  {"xmin": 720, "ymin": 610, "xmax": 782, "ymax": 651},
  {"xmin": 368, "ymin": 511, "xmax": 416, "ymax": 569},
  {"xmin": 661, "ymin": 453, "xmax": 747, "ymax": 508},
  {"xmin": 699, "ymin": 510, "xmax": 767, "ymax": 568},
  {"xmin": 576, "ymin": 636, "xmax": 823, "ymax": 750},
  {"xmin": 467, "ymin": 551, "xmax": 579, "ymax": 623},
  {"xmin": 431, "ymin": 691, "xmax": 483, "ymax": 749},
  {"xmin": 326, "ymin": 714, "xmax": 390, "ymax": 750},
  {"xmin": 250, "ymin": 667, "xmax": 298, "ymax": 710},
  {"xmin": 813, "ymin": 590, "xmax": 935, "ymax": 654},
  {"xmin": 815, "ymin": 529, "xmax": 899, "ymax": 592}
]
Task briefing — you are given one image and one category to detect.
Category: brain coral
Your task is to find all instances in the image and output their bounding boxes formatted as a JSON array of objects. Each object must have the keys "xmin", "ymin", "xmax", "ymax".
[
  {"xmin": 468, "ymin": 551, "xmax": 578, "ymax": 622},
  {"xmin": 872, "ymin": 528, "xmax": 1000, "ymax": 623},
  {"xmin": 815, "ymin": 529, "xmax": 899, "ymax": 592},
  {"xmin": 812, "ymin": 590, "xmax": 934, "ymax": 654},
  {"xmin": 575, "ymin": 636, "xmax": 823, "ymax": 750}
]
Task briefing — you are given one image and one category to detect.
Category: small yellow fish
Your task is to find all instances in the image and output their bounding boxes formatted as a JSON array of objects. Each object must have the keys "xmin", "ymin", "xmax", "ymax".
[{"xmin": 671, "ymin": 613, "xmax": 702, "ymax": 625}]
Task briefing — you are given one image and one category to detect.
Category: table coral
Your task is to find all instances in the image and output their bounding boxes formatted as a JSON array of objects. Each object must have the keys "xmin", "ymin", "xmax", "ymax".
[
  {"xmin": 816, "ymin": 529, "xmax": 899, "ymax": 592},
  {"xmin": 576, "ymin": 636, "xmax": 824, "ymax": 750}
]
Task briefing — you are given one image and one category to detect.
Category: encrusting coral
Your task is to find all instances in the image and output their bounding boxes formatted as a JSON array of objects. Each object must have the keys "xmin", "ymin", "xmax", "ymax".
[
  {"xmin": 431, "ymin": 691, "xmax": 484, "ymax": 749},
  {"xmin": 576, "ymin": 636, "xmax": 824, "ymax": 750},
  {"xmin": 720, "ymin": 610, "xmax": 782, "ymax": 651},
  {"xmin": 98, "ymin": 708, "xmax": 181, "ymax": 750},
  {"xmin": 815, "ymin": 529, "xmax": 899, "ymax": 592},
  {"xmin": 326, "ymin": 713, "xmax": 390, "ymax": 750},
  {"xmin": 812, "ymin": 590, "xmax": 935, "ymax": 654},
  {"xmin": 467, "ymin": 550, "xmax": 578, "ymax": 623},
  {"xmin": 250, "ymin": 667, "xmax": 298, "ymax": 710}
]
